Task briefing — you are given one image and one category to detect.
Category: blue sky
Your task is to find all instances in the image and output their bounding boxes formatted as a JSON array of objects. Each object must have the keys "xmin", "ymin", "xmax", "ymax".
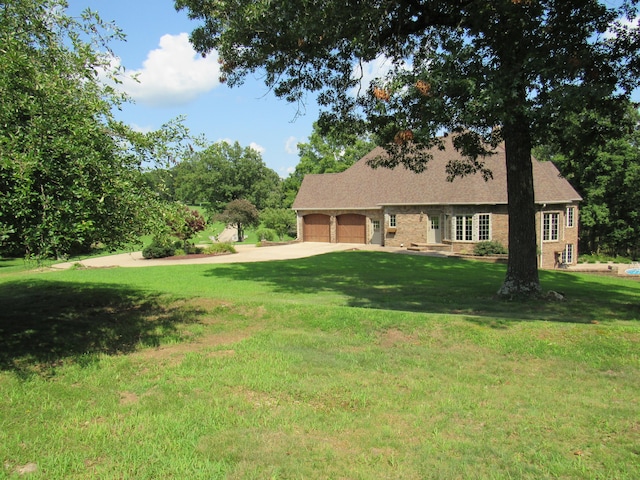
[
  {"xmin": 67, "ymin": 1, "xmax": 638, "ymax": 178},
  {"xmin": 67, "ymin": 0, "xmax": 324, "ymax": 177}
]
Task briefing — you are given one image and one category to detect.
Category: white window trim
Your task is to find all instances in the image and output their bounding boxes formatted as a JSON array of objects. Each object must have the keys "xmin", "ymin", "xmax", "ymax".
[
  {"xmin": 563, "ymin": 244, "xmax": 574, "ymax": 264},
  {"xmin": 543, "ymin": 212, "xmax": 560, "ymax": 242},
  {"xmin": 389, "ymin": 214, "xmax": 397, "ymax": 227},
  {"xmin": 477, "ymin": 213, "xmax": 491, "ymax": 242},
  {"xmin": 452, "ymin": 213, "xmax": 492, "ymax": 242},
  {"xmin": 566, "ymin": 206, "xmax": 575, "ymax": 228}
]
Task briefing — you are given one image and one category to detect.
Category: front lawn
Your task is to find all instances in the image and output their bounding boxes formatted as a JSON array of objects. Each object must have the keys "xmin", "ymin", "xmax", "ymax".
[{"xmin": 1, "ymin": 252, "xmax": 638, "ymax": 479}]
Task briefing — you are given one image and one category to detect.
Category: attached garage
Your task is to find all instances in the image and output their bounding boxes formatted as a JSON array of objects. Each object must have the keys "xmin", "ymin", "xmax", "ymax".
[
  {"xmin": 337, "ymin": 214, "xmax": 366, "ymax": 244},
  {"xmin": 303, "ymin": 214, "xmax": 330, "ymax": 242}
]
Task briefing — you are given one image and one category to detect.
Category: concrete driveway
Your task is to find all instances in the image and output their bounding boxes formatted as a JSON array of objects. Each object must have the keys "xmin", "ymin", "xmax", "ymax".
[{"xmin": 52, "ymin": 242, "xmax": 397, "ymax": 269}]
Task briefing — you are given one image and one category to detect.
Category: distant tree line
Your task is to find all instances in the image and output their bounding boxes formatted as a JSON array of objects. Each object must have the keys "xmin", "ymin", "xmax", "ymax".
[
  {"xmin": 144, "ymin": 124, "xmax": 374, "ymax": 214},
  {"xmin": 536, "ymin": 102, "xmax": 640, "ymax": 259}
]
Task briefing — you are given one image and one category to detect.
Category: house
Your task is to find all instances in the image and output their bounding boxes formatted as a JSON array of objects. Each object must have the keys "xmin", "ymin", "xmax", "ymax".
[{"xmin": 292, "ymin": 136, "xmax": 582, "ymax": 269}]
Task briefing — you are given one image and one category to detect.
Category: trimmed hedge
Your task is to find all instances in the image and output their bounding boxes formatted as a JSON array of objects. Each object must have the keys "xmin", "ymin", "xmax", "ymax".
[{"xmin": 473, "ymin": 241, "xmax": 507, "ymax": 256}]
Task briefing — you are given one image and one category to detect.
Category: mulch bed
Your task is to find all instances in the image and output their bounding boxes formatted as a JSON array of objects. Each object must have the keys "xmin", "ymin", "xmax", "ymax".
[{"xmin": 157, "ymin": 252, "xmax": 233, "ymax": 261}]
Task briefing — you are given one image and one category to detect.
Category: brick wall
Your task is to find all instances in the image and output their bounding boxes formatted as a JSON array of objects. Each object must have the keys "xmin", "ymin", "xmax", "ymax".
[
  {"xmin": 383, "ymin": 206, "xmax": 431, "ymax": 246},
  {"xmin": 297, "ymin": 203, "xmax": 580, "ymax": 269},
  {"xmin": 537, "ymin": 203, "xmax": 580, "ymax": 268}
]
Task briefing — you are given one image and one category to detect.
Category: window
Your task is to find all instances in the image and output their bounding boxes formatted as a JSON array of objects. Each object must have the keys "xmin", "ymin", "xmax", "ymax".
[
  {"xmin": 478, "ymin": 214, "xmax": 490, "ymax": 241},
  {"xmin": 566, "ymin": 207, "xmax": 575, "ymax": 228},
  {"xmin": 389, "ymin": 214, "xmax": 396, "ymax": 227},
  {"xmin": 562, "ymin": 244, "xmax": 574, "ymax": 264},
  {"xmin": 543, "ymin": 212, "xmax": 559, "ymax": 241},
  {"xmin": 372, "ymin": 220, "xmax": 380, "ymax": 231},
  {"xmin": 430, "ymin": 217, "xmax": 439, "ymax": 230},
  {"xmin": 453, "ymin": 213, "xmax": 491, "ymax": 241},
  {"xmin": 455, "ymin": 215, "xmax": 473, "ymax": 241}
]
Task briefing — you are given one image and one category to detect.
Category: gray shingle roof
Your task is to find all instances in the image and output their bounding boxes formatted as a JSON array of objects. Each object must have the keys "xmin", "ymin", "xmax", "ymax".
[{"xmin": 292, "ymin": 138, "xmax": 582, "ymax": 210}]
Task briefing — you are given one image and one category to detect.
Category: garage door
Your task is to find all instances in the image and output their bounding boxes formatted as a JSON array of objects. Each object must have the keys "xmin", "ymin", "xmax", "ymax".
[
  {"xmin": 303, "ymin": 214, "xmax": 330, "ymax": 242},
  {"xmin": 337, "ymin": 214, "xmax": 366, "ymax": 244}
]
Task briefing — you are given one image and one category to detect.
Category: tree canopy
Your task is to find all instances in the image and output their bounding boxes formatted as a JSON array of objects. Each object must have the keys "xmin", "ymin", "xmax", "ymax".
[
  {"xmin": 176, "ymin": 0, "xmax": 640, "ymax": 295},
  {"xmin": 0, "ymin": 0, "xmax": 191, "ymax": 259},
  {"xmin": 537, "ymin": 101, "xmax": 640, "ymax": 259},
  {"xmin": 216, "ymin": 199, "xmax": 260, "ymax": 242},
  {"xmin": 281, "ymin": 122, "xmax": 374, "ymax": 207},
  {"xmin": 172, "ymin": 141, "xmax": 282, "ymax": 213}
]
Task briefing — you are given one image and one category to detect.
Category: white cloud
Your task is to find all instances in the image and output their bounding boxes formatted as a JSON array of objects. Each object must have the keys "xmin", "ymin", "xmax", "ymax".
[
  {"xmin": 117, "ymin": 33, "xmax": 221, "ymax": 107},
  {"xmin": 284, "ymin": 136, "xmax": 299, "ymax": 155},
  {"xmin": 129, "ymin": 123, "xmax": 154, "ymax": 134},
  {"xmin": 277, "ymin": 165, "xmax": 295, "ymax": 179},
  {"xmin": 249, "ymin": 142, "xmax": 266, "ymax": 154}
]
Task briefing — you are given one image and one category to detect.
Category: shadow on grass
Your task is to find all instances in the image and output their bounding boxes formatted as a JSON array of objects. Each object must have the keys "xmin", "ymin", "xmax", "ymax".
[
  {"xmin": 204, "ymin": 251, "xmax": 640, "ymax": 323},
  {"xmin": 0, "ymin": 279, "xmax": 204, "ymax": 378}
]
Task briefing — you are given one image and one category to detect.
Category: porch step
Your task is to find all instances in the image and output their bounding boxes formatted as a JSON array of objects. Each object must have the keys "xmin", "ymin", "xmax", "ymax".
[{"xmin": 407, "ymin": 243, "xmax": 451, "ymax": 252}]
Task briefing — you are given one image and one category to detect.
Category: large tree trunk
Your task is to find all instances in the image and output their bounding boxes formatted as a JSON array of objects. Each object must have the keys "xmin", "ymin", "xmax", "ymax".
[{"xmin": 497, "ymin": 118, "xmax": 541, "ymax": 297}]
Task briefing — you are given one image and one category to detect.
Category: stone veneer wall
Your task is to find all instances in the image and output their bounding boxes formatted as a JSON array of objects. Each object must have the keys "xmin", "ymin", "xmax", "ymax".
[
  {"xmin": 382, "ymin": 205, "xmax": 510, "ymax": 252},
  {"xmin": 297, "ymin": 203, "xmax": 580, "ymax": 269},
  {"xmin": 536, "ymin": 203, "xmax": 580, "ymax": 269}
]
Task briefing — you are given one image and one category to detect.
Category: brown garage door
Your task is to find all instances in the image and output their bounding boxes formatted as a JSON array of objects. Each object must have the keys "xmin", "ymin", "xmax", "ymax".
[
  {"xmin": 337, "ymin": 214, "xmax": 366, "ymax": 244},
  {"xmin": 303, "ymin": 214, "xmax": 330, "ymax": 242}
]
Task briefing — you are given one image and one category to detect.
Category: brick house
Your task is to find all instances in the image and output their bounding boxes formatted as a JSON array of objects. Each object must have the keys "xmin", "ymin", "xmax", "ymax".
[{"xmin": 292, "ymin": 136, "xmax": 582, "ymax": 269}]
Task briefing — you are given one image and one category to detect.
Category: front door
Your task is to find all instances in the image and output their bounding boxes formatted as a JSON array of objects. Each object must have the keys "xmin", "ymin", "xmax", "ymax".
[
  {"xmin": 428, "ymin": 215, "xmax": 442, "ymax": 244},
  {"xmin": 371, "ymin": 219, "xmax": 381, "ymax": 245}
]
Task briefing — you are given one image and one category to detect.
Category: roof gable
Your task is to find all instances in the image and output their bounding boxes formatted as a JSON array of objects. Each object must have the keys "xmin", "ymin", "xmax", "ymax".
[{"xmin": 292, "ymin": 137, "xmax": 582, "ymax": 210}]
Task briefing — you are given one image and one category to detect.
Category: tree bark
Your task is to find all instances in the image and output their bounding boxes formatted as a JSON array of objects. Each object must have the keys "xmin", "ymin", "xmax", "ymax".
[{"xmin": 497, "ymin": 115, "xmax": 541, "ymax": 297}]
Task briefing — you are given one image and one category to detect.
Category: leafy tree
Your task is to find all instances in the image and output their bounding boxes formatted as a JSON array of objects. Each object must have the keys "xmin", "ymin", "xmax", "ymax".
[
  {"xmin": 175, "ymin": 0, "xmax": 640, "ymax": 296},
  {"xmin": 536, "ymin": 103, "xmax": 640, "ymax": 259},
  {"xmin": 0, "ymin": 0, "xmax": 191, "ymax": 260},
  {"xmin": 172, "ymin": 141, "xmax": 282, "ymax": 212},
  {"xmin": 143, "ymin": 168, "xmax": 176, "ymax": 202},
  {"xmin": 282, "ymin": 122, "xmax": 374, "ymax": 207},
  {"xmin": 169, "ymin": 205, "xmax": 207, "ymax": 250},
  {"xmin": 216, "ymin": 199, "xmax": 259, "ymax": 242},
  {"xmin": 260, "ymin": 208, "xmax": 297, "ymax": 240}
]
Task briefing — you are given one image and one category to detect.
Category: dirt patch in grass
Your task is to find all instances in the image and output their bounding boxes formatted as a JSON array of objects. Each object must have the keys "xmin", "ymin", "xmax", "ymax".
[
  {"xmin": 132, "ymin": 328, "xmax": 256, "ymax": 363},
  {"xmin": 377, "ymin": 328, "xmax": 420, "ymax": 348},
  {"xmin": 119, "ymin": 391, "xmax": 140, "ymax": 405}
]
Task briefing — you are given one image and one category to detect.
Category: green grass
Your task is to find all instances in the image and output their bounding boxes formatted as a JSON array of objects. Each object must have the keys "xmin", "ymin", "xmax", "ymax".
[{"xmin": 0, "ymin": 252, "xmax": 639, "ymax": 479}]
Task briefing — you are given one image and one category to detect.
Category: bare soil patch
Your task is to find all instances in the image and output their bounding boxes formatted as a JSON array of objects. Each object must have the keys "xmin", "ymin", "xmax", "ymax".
[{"xmin": 377, "ymin": 328, "xmax": 420, "ymax": 348}]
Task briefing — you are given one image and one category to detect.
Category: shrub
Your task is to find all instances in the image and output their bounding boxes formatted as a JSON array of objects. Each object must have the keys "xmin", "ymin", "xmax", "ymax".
[
  {"xmin": 142, "ymin": 239, "xmax": 175, "ymax": 259},
  {"xmin": 255, "ymin": 227, "xmax": 276, "ymax": 242},
  {"xmin": 578, "ymin": 253, "xmax": 632, "ymax": 264},
  {"xmin": 203, "ymin": 243, "xmax": 237, "ymax": 255},
  {"xmin": 170, "ymin": 205, "xmax": 207, "ymax": 249},
  {"xmin": 473, "ymin": 241, "xmax": 507, "ymax": 256},
  {"xmin": 260, "ymin": 208, "xmax": 296, "ymax": 240}
]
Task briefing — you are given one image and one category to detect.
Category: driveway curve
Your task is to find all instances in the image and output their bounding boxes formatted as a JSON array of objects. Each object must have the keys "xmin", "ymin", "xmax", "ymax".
[{"xmin": 52, "ymin": 243, "xmax": 398, "ymax": 269}]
